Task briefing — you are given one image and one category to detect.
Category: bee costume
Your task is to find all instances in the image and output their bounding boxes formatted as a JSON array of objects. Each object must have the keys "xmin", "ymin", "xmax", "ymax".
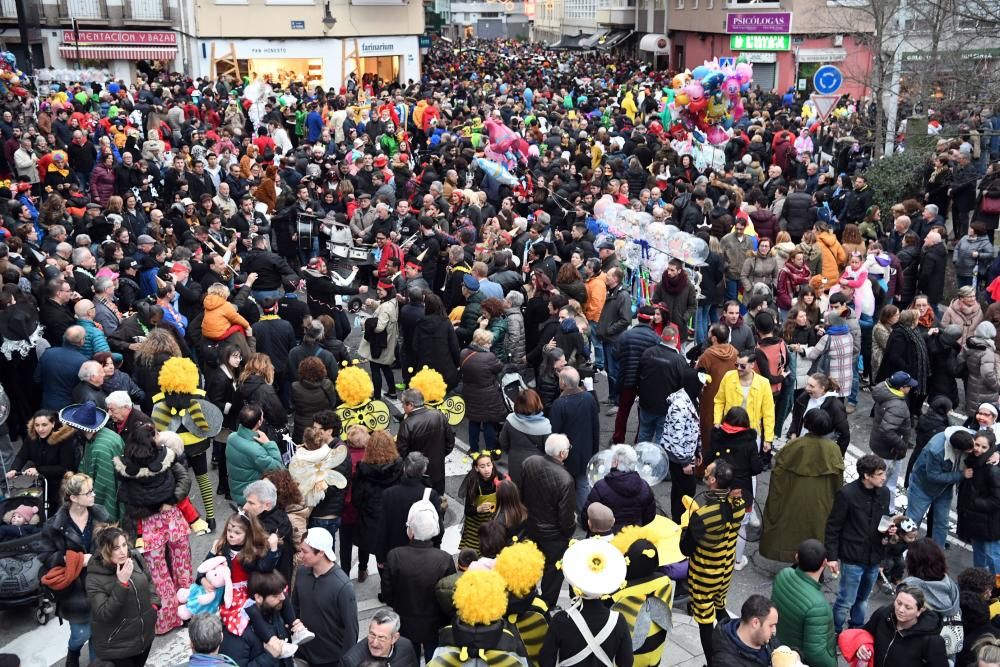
[
  {"xmin": 429, "ymin": 569, "xmax": 528, "ymax": 667},
  {"xmin": 539, "ymin": 538, "xmax": 633, "ymax": 667},
  {"xmin": 609, "ymin": 527, "xmax": 676, "ymax": 667},
  {"xmin": 495, "ymin": 541, "xmax": 549, "ymax": 667},
  {"xmin": 151, "ymin": 357, "xmax": 223, "ymax": 525}
]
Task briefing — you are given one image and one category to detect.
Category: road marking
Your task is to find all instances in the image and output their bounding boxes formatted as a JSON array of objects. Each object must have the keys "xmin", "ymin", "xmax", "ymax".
[{"xmin": 2, "ymin": 620, "xmax": 69, "ymax": 667}]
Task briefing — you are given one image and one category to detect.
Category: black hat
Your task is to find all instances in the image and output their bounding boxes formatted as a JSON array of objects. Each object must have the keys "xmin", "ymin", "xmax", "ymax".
[
  {"xmin": 0, "ymin": 302, "xmax": 40, "ymax": 343},
  {"xmin": 119, "ymin": 257, "xmax": 139, "ymax": 273}
]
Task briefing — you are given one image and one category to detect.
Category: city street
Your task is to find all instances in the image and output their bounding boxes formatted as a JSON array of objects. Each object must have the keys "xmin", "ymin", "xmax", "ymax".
[{"xmin": 0, "ymin": 374, "xmax": 975, "ymax": 666}]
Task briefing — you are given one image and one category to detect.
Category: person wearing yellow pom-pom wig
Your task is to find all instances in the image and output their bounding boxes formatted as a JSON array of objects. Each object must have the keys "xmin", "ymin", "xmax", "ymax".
[
  {"xmin": 428, "ymin": 569, "xmax": 527, "ymax": 667},
  {"xmin": 496, "ymin": 541, "xmax": 549, "ymax": 667},
  {"xmin": 539, "ymin": 537, "xmax": 632, "ymax": 667}
]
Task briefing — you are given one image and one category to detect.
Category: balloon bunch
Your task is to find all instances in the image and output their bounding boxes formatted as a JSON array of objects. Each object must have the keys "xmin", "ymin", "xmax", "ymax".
[
  {"xmin": 0, "ymin": 52, "xmax": 28, "ymax": 98},
  {"xmin": 660, "ymin": 57, "xmax": 754, "ymax": 146},
  {"xmin": 36, "ymin": 67, "xmax": 113, "ymax": 84}
]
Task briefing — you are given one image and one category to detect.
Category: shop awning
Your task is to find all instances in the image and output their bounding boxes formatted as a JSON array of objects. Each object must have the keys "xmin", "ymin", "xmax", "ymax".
[
  {"xmin": 580, "ymin": 29, "xmax": 610, "ymax": 49},
  {"xmin": 596, "ymin": 30, "xmax": 631, "ymax": 50},
  {"xmin": 549, "ymin": 33, "xmax": 591, "ymax": 50},
  {"xmin": 59, "ymin": 45, "xmax": 178, "ymax": 60}
]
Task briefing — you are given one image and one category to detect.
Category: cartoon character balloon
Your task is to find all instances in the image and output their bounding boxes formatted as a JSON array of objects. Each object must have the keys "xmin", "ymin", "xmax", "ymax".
[
  {"xmin": 0, "ymin": 52, "xmax": 28, "ymax": 98},
  {"xmin": 659, "ymin": 58, "xmax": 753, "ymax": 146}
]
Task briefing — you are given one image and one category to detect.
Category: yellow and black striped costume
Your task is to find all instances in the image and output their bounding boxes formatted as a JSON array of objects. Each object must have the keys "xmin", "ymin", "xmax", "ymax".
[
  {"xmin": 505, "ymin": 595, "xmax": 549, "ymax": 667},
  {"xmin": 680, "ymin": 489, "xmax": 746, "ymax": 625},
  {"xmin": 429, "ymin": 624, "xmax": 529, "ymax": 667},
  {"xmin": 611, "ymin": 575, "xmax": 674, "ymax": 667},
  {"xmin": 151, "ymin": 388, "xmax": 214, "ymax": 521}
]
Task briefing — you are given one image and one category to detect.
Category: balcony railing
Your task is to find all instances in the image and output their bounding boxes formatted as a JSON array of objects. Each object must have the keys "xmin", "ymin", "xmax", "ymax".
[
  {"xmin": 124, "ymin": 0, "xmax": 171, "ymax": 20},
  {"xmin": 0, "ymin": 0, "xmax": 15, "ymax": 19},
  {"xmin": 65, "ymin": 0, "xmax": 105, "ymax": 17}
]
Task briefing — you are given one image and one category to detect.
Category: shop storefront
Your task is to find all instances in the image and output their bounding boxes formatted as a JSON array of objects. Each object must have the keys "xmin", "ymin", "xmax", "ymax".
[
  {"xmin": 47, "ymin": 29, "xmax": 178, "ymax": 81},
  {"xmin": 196, "ymin": 35, "xmax": 420, "ymax": 91}
]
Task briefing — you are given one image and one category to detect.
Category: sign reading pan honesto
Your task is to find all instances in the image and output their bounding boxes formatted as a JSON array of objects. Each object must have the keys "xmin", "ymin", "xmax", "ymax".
[
  {"xmin": 730, "ymin": 33, "xmax": 791, "ymax": 51},
  {"xmin": 725, "ymin": 12, "xmax": 792, "ymax": 34}
]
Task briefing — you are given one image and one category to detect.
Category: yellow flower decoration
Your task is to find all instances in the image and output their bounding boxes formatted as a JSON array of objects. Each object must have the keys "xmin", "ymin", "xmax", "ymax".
[
  {"xmin": 335, "ymin": 366, "xmax": 374, "ymax": 408},
  {"xmin": 409, "ymin": 367, "xmax": 447, "ymax": 404},
  {"xmin": 495, "ymin": 541, "xmax": 545, "ymax": 598},
  {"xmin": 588, "ymin": 554, "xmax": 606, "ymax": 573},
  {"xmin": 453, "ymin": 570, "xmax": 508, "ymax": 626}
]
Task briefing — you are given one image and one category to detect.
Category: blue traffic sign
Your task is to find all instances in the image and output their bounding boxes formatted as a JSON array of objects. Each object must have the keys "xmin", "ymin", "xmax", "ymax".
[
  {"xmin": 719, "ymin": 57, "xmax": 736, "ymax": 68},
  {"xmin": 813, "ymin": 65, "xmax": 843, "ymax": 94}
]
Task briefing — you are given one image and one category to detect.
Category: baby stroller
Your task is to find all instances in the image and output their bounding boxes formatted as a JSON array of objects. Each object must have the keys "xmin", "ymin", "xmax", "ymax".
[{"xmin": 0, "ymin": 474, "xmax": 55, "ymax": 624}]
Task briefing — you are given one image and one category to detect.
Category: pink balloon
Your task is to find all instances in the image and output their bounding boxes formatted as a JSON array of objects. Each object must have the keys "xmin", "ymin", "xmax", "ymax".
[
  {"xmin": 732, "ymin": 100, "xmax": 745, "ymax": 121},
  {"xmin": 685, "ymin": 81, "xmax": 704, "ymax": 101},
  {"xmin": 707, "ymin": 126, "xmax": 729, "ymax": 145},
  {"xmin": 736, "ymin": 63, "xmax": 753, "ymax": 85}
]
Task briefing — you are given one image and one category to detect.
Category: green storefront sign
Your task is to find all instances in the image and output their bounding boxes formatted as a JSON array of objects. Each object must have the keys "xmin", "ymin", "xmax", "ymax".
[{"xmin": 729, "ymin": 34, "xmax": 791, "ymax": 51}]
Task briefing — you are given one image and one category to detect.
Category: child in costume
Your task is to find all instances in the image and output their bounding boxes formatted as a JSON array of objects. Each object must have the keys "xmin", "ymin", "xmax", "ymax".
[{"xmin": 458, "ymin": 450, "xmax": 507, "ymax": 553}]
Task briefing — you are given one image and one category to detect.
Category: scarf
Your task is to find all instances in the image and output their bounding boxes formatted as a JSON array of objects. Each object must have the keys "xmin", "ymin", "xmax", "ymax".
[
  {"xmin": 917, "ymin": 306, "xmax": 936, "ymax": 330},
  {"xmin": 899, "ymin": 324, "xmax": 930, "ymax": 389},
  {"xmin": 660, "ymin": 269, "xmax": 689, "ymax": 295},
  {"xmin": 720, "ymin": 423, "xmax": 749, "ymax": 434},
  {"xmin": 506, "ymin": 411, "xmax": 551, "ymax": 436}
]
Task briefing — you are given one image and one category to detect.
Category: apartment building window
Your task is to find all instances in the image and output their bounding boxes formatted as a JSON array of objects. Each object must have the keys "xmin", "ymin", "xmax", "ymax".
[
  {"xmin": 564, "ymin": 0, "xmax": 596, "ymax": 21},
  {"xmin": 265, "ymin": 0, "xmax": 315, "ymax": 5},
  {"xmin": 692, "ymin": 0, "xmax": 697, "ymax": 8},
  {"xmin": 726, "ymin": 0, "xmax": 779, "ymax": 7},
  {"xmin": 675, "ymin": 0, "xmax": 683, "ymax": 9},
  {"xmin": 707, "ymin": 0, "xmax": 713, "ymax": 8}
]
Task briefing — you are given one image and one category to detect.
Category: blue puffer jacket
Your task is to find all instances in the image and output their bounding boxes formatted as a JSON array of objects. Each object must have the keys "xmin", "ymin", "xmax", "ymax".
[{"xmin": 612, "ymin": 323, "xmax": 661, "ymax": 388}]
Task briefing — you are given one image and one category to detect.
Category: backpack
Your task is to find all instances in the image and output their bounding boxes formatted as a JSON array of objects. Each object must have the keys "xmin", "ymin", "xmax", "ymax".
[{"xmin": 755, "ymin": 340, "xmax": 788, "ymax": 393}]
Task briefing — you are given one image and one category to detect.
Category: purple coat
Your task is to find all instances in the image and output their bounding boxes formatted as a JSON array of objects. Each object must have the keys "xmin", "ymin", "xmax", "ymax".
[{"xmin": 582, "ymin": 469, "xmax": 657, "ymax": 532}]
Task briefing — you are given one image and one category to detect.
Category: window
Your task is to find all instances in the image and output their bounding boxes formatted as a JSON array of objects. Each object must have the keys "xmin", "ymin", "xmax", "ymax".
[
  {"xmin": 676, "ymin": 0, "xmax": 683, "ymax": 9},
  {"xmin": 265, "ymin": 0, "xmax": 314, "ymax": 4},
  {"xmin": 727, "ymin": 0, "xmax": 781, "ymax": 6}
]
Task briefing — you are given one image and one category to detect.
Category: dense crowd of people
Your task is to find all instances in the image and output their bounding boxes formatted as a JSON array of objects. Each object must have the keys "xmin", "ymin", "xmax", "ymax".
[{"xmin": 2, "ymin": 34, "xmax": 1000, "ymax": 667}]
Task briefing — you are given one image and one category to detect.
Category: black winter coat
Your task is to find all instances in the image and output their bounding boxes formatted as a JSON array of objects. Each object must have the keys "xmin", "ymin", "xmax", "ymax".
[
  {"xmin": 459, "ymin": 345, "xmax": 507, "ymax": 423},
  {"xmin": 374, "ymin": 478, "xmax": 445, "ymax": 562},
  {"xmin": 41, "ymin": 504, "xmax": 111, "ymax": 624},
  {"xmin": 291, "ymin": 378, "xmax": 338, "ymax": 442},
  {"xmin": 382, "ymin": 541, "xmax": 456, "ymax": 644},
  {"xmin": 204, "ymin": 365, "xmax": 243, "ymax": 432},
  {"xmin": 861, "ymin": 604, "xmax": 948, "ymax": 667},
  {"xmin": 498, "ymin": 415, "xmax": 550, "ymax": 488},
  {"xmin": 238, "ymin": 374, "xmax": 288, "ymax": 435},
  {"xmin": 957, "ymin": 449, "xmax": 1000, "ymax": 542},
  {"xmin": 396, "ymin": 407, "xmax": 455, "ymax": 488},
  {"xmin": 918, "ymin": 243, "xmax": 948, "ymax": 306},
  {"xmin": 637, "ymin": 344, "xmax": 694, "ymax": 414},
  {"xmin": 86, "ymin": 551, "xmax": 159, "ymax": 660},
  {"xmin": 824, "ymin": 479, "xmax": 890, "ymax": 566},
  {"xmin": 352, "ymin": 459, "xmax": 404, "ymax": 553},
  {"xmin": 926, "ymin": 335, "xmax": 961, "ymax": 406},
  {"xmin": 706, "ymin": 427, "xmax": 764, "ymax": 506},
  {"xmin": 613, "ymin": 324, "xmax": 661, "ymax": 389},
  {"xmin": 787, "ymin": 394, "xmax": 851, "ymax": 454},
  {"xmin": 581, "ymin": 470, "xmax": 656, "ymax": 532},
  {"xmin": 412, "ymin": 316, "xmax": 462, "ymax": 389},
  {"xmin": 897, "ymin": 245, "xmax": 920, "ymax": 306},
  {"xmin": 521, "ymin": 454, "xmax": 575, "ymax": 542}
]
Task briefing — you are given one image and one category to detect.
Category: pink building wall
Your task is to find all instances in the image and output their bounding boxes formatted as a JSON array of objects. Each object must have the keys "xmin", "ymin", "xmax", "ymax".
[{"xmin": 670, "ymin": 32, "xmax": 873, "ymax": 100}]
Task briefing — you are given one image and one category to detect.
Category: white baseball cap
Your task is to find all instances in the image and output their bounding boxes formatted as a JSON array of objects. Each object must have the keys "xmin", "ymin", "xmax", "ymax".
[{"xmin": 303, "ymin": 527, "xmax": 336, "ymax": 562}]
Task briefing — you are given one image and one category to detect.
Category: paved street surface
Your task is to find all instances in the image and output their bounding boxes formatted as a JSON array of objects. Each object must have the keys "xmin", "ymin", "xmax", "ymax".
[{"xmin": 0, "ymin": 375, "xmax": 974, "ymax": 666}]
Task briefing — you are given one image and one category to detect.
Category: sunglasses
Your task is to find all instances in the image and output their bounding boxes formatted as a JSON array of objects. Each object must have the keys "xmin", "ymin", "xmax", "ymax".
[{"xmin": 736, "ymin": 363, "xmax": 750, "ymax": 370}]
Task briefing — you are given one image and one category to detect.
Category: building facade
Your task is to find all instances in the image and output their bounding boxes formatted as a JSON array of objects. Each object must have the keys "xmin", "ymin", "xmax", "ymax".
[
  {"xmin": 28, "ymin": 0, "xmax": 185, "ymax": 81},
  {"xmin": 663, "ymin": 0, "xmax": 874, "ymax": 98},
  {"xmin": 193, "ymin": 0, "xmax": 424, "ymax": 90}
]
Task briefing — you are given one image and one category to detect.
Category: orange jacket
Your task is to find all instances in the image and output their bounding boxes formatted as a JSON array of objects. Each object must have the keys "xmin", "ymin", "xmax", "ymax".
[{"xmin": 202, "ymin": 294, "xmax": 250, "ymax": 340}]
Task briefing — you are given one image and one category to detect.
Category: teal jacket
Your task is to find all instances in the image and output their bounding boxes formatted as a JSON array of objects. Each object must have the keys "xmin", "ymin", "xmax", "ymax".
[
  {"xmin": 226, "ymin": 425, "xmax": 284, "ymax": 505},
  {"xmin": 77, "ymin": 317, "xmax": 111, "ymax": 359},
  {"xmin": 771, "ymin": 566, "xmax": 837, "ymax": 667}
]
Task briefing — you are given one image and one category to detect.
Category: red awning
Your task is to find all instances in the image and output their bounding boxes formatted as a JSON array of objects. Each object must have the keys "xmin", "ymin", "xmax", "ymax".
[{"xmin": 58, "ymin": 45, "xmax": 178, "ymax": 60}]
